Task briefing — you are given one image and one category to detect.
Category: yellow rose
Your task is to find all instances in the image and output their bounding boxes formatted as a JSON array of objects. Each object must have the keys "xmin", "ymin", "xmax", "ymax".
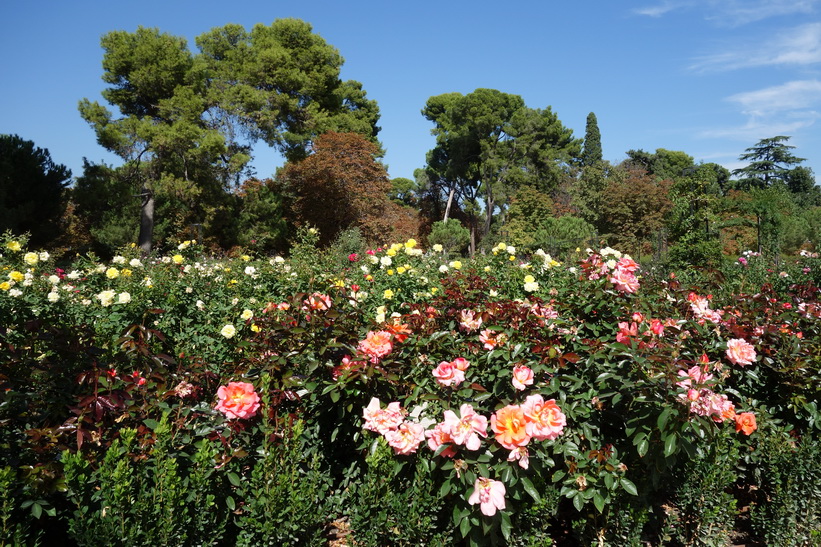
[
  {"xmin": 23, "ymin": 252, "xmax": 39, "ymax": 266},
  {"xmin": 397, "ymin": 266, "xmax": 406, "ymax": 274},
  {"xmin": 251, "ymin": 324, "xmax": 261, "ymax": 333},
  {"xmin": 383, "ymin": 289, "xmax": 394, "ymax": 300},
  {"xmin": 121, "ymin": 268, "xmax": 132, "ymax": 277},
  {"xmin": 7, "ymin": 241, "xmax": 21, "ymax": 252},
  {"xmin": 0, "ymin": 282, "xmax": 10, "ymax": 291},
  {"xmin": 404, "ymin": 238, "xmax": 417, "ymax": 249},
  {"xmin": 386, "ymin": 248, "xmax": 397, "ymax": 257},
  {"xmin": 105, "ymin": 268, "xmax": 119, "ymax": 279},
  {"xmin": 387, "ymin": 269, "xmax": 395, "ymax": 276},
  {"xmin": 172, "ymin": 254, "xmax": 184, "ymax": 264}
]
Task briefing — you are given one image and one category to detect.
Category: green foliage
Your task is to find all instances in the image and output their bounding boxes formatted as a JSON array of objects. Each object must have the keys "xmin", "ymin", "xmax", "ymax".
[
  {"xmin": 581, "ymin": 112, "xmax": 602, "ymax": 167},
  {"xmin": 344, "ymin": 439, "xmax": 453, "ymax": 546},
  {"xmin": 731, "ymin": 136, "xmax": 805, "ymax": 190},
  {"xmin": 233, "ymin": 419, "xmax": 330, "ymax": 546},
  {"xmin": 427, "ymin": 220, "xmax": 470, "ymax": 255},
  {"xmin": 0, "ymin": 134, "xmax": 71, "ymax": 249},
  {"xmin": 749, "ymin": 433, "xmax": 821, "ymax": 546},
  {"xmin": 63, "ymin": 416, "xmax": 227, "ymax": 546},
  {"xmin": 660, "ymin": 435, "xmax": 739, "ymax": 546}
]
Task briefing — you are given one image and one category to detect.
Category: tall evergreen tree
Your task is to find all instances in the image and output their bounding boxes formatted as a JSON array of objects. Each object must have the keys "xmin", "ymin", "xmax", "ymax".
[
  {"xmin": 581, "ymin": 112, "xmax": 602, "ymax": 166},
  {"xmin": 731, "ymin": 136, "xmax": 804, "ymax": 190},
  {"xmin": 0, "ymin": 134, "xmax": 71, "ymax": 247}
]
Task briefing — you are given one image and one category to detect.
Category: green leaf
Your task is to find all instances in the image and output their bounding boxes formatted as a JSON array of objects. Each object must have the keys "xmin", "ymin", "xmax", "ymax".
[
  {"xmin": 227, "ymin": 472, "xmax": 241, "ymax": 487},
  {"xmin": 31, "ymin": 502, "xmax": 42, "ymax": 519},
  {"xmin": 620, "ymin": 478, "xmax": 638, "ymax": 496},
  {"xmin": 593, "ymin": 492, "xmax": 605, "ymax": 513},
  {"xmin": 572, "ymin": 492, "xmax": 584, "ymax": 511},
  {"xmin": 657, "ymin": 407, "xmax": 672, "ymax": 431},
  {"xmin": 226, "ymin": 496, "xmax": 235, "ymax": 511},
  {"xmin": 637, "ymin": 437, "xmax": 649, "ymax": 458},
  {"xmin": 500, "ymin": 511, "xmax": 512, "ymax": 540},
  {"xmin": 143, "ymin": 418, "xmax": 161, "ymax": 430},
  {"xmin": 520, "ymin": 476, "xmax": 541, "ymax": 502},
  {"xmin": 663, "ymin": 433, "xmax": 677, "ymax": 458},
  {"xmin": 439, "ymin": 480, "xmax": 452, "ymax": 498},
  {"xmin": 459, "ymin": 514, "xmax": 472, "ymax": 539}
]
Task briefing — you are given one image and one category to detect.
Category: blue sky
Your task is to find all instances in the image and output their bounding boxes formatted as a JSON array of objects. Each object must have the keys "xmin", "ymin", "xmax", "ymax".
[{"xmin": 2, "ymin": 0, "xmax": 820, "ymax": 183}]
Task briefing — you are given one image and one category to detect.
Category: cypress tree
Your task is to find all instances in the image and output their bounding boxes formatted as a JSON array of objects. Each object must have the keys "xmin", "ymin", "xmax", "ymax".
[{"xmin": 581, "ymin": 112, "xmax": 602, "ymax": 166}]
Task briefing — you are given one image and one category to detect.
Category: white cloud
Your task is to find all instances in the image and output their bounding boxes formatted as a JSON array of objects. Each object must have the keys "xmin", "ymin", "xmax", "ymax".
[
  {"xmin": 700, "ymin": 116, "xmax": 818, "ymax": 141},
  {"xmin": 633, "ymin": 1, "xmax": 691, "ymax": 17},
  {"xmin": 706, "ymin": 0, "xmax": 819, "ymax": 26},
  {"xmin": 635, "ymin": 0, "xmax": 818, "ymax": 23},
  {"xmin": 728, "ymin": 80, "xmax": 821, "ymax": 114},
  {"xmin": 690, "ymin": 22, "xmax": 821, "ymax": 72}
]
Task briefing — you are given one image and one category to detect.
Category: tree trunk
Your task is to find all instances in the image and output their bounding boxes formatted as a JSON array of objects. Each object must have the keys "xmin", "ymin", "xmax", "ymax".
[
  {"xmin": 443, "ymin": 188, "xmax": 455, "ymax": 223},
  {"xmin": 138, "ymin": 186, "xmax": 154, "ymax": 256}
]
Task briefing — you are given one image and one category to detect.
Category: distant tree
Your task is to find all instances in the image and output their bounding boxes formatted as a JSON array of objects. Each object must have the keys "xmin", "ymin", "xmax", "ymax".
[
  {"xmin": 389, "ymin": 177, "xmax": 417, "ymax": 206},
  {"xmin": 70, "ymin": 160, "xmax": 139, "ymax": 255},
  {"xmin": 600, "ymin": 166, "xmax": 673, "ymax": 255},
  {"xmin": 0, "ymin": 134, "xmax": 71, "ymax": 247},
  {"xmin": 731, "ymin": 136, "xmax": 804, "ymax": 190},
  {"xmin": 422, "ymin": 88, "xmax": 580, "ymax": 252},
  {"xmin": 581, "ymin": 112, "xmax": 602, "ymax": 166},
  {"xmin": 625, "ymin": 148, "xmax": 695, "ymax": 182},
  {"xmin": 80, "ymin": 20, "xmax": 380, "ymax": 253},
  {"xmin": 278, "ymin": 132, "xmax": 394, "ymax": 245},
  {"xmin": 570, "ymin": 160, "xmax": 612, "ymax": 233},
  {"xmin": 235, "ymin": 178, "xmax": 288, "ymax": 253}
]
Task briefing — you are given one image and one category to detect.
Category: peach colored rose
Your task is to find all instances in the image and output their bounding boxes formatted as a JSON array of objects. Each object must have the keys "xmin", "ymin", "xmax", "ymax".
[
  {"xmin": 425, "ymin": 422, "xmax": 457, "ymax": 457},
  {"xmin": 432, "ymin": 360, "xmax": 466, "ymax": 387},
  {"xmin": 215, "ymin": 382, "xmax": 260, "ymax": 420},
  {"xmin": 362, "ymin": 397, "xmax": 404, "ymax": 434},
  {"xmin": 735, "ymin": 412, "xmax": 757, "ymax": 435},
  {"xmin": 511, "ymin": 365, "xmax": 534, "ymax": 391},
  {"xmin": 468, "ymin": 477, "xmax": 506, "ymax": 516},
  {"xmin": 726, "ymin": 338, "xmax": 756, "ymax": 366},
  {"xmin": 302, "ymin": 292, "xmax": 331, "ymax": 311},
  {"xmin": 384, "ymin": 421, "xmax": 426, "ymax": 455},
  {"xmin": 609, "ymin": 267, "xmax": 639, "ymax": 293},
  {"xmin": 459, "ymin": 309, "xmax": 483, "ymax": 331},
  {"xmin": 521, "ymin": 395, "xmax": 566, "ymax": 441},
  {"xmin": 491, "ymin": 405, "xmax": 530, "ymax": 449},
  {"xmin": 358, "ymin": 330, "xmax": 394, "ymax": 363}
]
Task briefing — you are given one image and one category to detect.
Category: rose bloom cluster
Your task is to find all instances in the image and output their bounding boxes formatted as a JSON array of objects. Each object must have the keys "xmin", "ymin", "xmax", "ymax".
[
  {"xmin": 362, "ymin": 397, "xmax": 426, "ymax": 456},
  {"xmin": 364, "ymin": 394, "xmax": 568, "ymax": 516},
  {"xmin": 580, "ymin": 248, "xmax": 640, "ymax": 294},
  {"xmin": 676, "ymin": 365, "xmax": 757, "ymax": 435}
]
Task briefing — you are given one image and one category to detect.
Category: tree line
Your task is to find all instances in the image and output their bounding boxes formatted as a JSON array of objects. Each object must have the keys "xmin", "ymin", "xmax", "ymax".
[{"xmin": 1, "ymin": 18, "xmax": 819, "ymax": 263}]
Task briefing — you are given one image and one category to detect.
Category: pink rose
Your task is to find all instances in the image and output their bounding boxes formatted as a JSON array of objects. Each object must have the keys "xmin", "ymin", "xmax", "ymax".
[
  {"xmin": 215, "ymin": 382, "xmax": 261, "ymax": 420},
  {"xmin": 521, "ymin": 394, "xmax": 566, "ymax": 441},
  {"xmin": 610, "ymin": 267, "xmax": 640, "ymax": 293},
  {"xmin": 511, "ymin": 365, "xmax": 534, "ymax": 391},
  {"xmin": 468, "ymin": 477, "xmax": 506, "ymax": 516},
  {"xmin": 384, "ymin": 421, "xmax": 426, "ymax": 455},
  {"xmin": 726, "ymin": 338, "xmax": 756, "ymax": 366},
  {"xmin": 432, "ymin": 360, "xmax": 466, "ymax": 387},
  {"xmin": 362, "ymin": 397, "xmax": 404, "ymax": 434},
  {"xmin": 442, "ymin": 404, "xmax": 488, "ymax": 450},
  {"xmin": 358, "ymin": 330, "xmax": 394, "ymax": 363}
]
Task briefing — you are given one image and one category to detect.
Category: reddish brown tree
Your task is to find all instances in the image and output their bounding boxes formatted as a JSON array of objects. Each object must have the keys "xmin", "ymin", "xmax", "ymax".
[
  {"xmin": 279, "ymin": 132, "xmax": 412, "ymax": 245},
  {"xmin": 600, "ymin": 167, "xmax": 673, "ymax": 255}
]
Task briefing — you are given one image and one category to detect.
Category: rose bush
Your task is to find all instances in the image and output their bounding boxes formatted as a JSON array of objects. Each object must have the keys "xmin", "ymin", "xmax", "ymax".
[{"xmin": 1, "ymin": 231, "xmax": 819, "ymax": 545}]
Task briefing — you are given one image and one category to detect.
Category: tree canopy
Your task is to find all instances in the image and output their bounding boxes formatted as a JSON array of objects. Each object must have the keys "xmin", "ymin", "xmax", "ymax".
[
  {"xmin": 421, "ymin": 88, "xmax": 580, "ymax": 252},
  {"xmin": 731, "ymin": 136, "xmax": 805, "ymax": 190},
  {"xmin": 0, "ymin": 134, "xmax": 71, "ymax": 247},
  {"xmin": 79, "ymin": 19, "xmax": 380, "ymax": 252}
]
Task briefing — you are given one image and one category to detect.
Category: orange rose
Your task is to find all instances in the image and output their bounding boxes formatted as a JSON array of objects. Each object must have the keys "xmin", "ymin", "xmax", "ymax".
[
  {"xmin": 491, "ymin": 405, "xmax": 530, "ymax": 449},
  {"xmin": 734, "ymin": 412, "xmax": 757, "ymax": 435}
]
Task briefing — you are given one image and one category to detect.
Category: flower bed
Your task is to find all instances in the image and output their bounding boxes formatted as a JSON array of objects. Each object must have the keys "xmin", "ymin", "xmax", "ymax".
[{"xmin": 1, "ymin": 232, "xmax": 820, "ymax": 545}]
